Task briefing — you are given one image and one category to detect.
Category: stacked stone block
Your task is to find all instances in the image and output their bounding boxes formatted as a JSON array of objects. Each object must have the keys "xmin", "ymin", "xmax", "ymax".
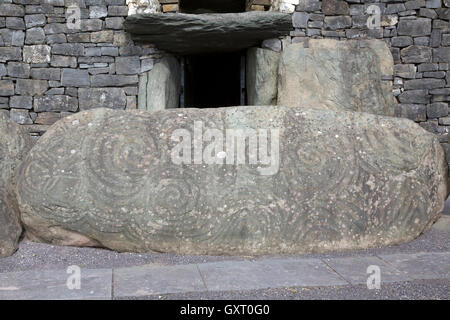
[{"xmin": 0, "ymin": 0, "xmax": 161, "ymax": 138}]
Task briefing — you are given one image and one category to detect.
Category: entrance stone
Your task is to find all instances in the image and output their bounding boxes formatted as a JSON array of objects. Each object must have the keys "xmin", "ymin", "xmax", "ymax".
[{"xmin": 17, "ymin": 106, "xmax": 448, "ymax": 255}]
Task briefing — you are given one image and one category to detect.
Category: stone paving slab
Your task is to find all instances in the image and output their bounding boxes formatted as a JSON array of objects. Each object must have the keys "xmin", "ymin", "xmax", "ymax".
[
  {"xmin": 113, "ymin": 264, "xmax": 206, "ymax": 298},
  {"xmin": 1, "ymin": 252, "xmax": 449, "ymax": 299},
  {"xmin": 323, "ymin": 256, "xmax": 410, "ymax": 285},
  {"xmin": 197, "ymin": 258, "xmax": 348, "ymax": 292},
  {"xmin": 432, "ymin": 216, "xmax": 450, "ymax": 232},
  {"xmin": 379, "ymin": 252, "xmax": 450, "ymax": 280},
  {"xmin": 0, "ymin": 268, "xmax": 112, "ymax": 300}
]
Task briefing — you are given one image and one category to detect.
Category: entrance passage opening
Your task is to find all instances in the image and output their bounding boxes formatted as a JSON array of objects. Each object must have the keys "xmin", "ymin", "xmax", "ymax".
[
  {"xmin": 179, "ymin": 0, "xmax": 246, "ymax": 14},
  {"xmin": 182, "ymin": 52, "xmax": 245, "ymax": 109}
]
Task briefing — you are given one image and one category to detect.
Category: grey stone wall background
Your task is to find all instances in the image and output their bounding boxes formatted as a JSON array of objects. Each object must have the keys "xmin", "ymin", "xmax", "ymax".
[{"xmin": 0, "ymin": 0, "xmax": 448, "ymax": 169}]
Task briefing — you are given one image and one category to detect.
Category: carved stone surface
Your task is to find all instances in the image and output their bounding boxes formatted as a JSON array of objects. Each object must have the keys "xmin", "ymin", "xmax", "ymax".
[
  {"xmin": 246, "ymin": 47, "xmax": 280, "ymax": 105},
  {"xmin": 278, "ymin": 39, "xmax": 397, "ymax": 117},
  {"xmin": 124, "ymin": 12, "xmax": 293, "ymax": 54},
  {"xmin": 0, "ymin": 110, "xmax": 34, "ymax": 257},
  {"xmin": 138, "ymin": 56, "xmax": 180, "ymax": 111},
  {"xmin": 17, "ymin": 107, "xmax": 448, "ymax": 255},
  {"xmin": 0, "ymin": 187, "xmax": 22, "ymax": 258}
]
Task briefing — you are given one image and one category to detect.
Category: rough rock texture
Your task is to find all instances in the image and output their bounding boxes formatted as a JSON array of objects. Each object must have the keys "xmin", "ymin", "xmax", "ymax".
[
  {"xmin": 138, "ymin": 56, "xmax": 180, "ymax": 111},
  {"xmin": 124, "ymin": 12, "xmax": 293, "ymax": 54},
  {"xmin": 246, "ymin": 47, "xmax": 280, "ymax": 105},
  {"xmin": 278, "ymin": 39, "xmax": 397, "ymax": 116},
  {"xmin": 17, "ymin": 107, "xmax": 448, "ymax": 256},
  {"xmin": 0, "ymin": 111, "xmax": 33, "ymax": 257}
]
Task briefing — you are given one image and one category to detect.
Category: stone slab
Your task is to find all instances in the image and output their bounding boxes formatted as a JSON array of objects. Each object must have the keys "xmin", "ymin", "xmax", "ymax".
[
  {"xmin": 124, "ymin": 12, "xmax": 292, "ymax": 54},
  {"xmin": 379, "ymin": 252, "xmax": 450, "ymax": 280},
  {"xmin": 198, "ymin": 258, "xmax": 348, "ymax": 291},
  {"xmin": 113, "ymin": 264, "xmax": 206, "ymax": 297},
  {"xmin": 246, "ymin": 47, "xmax": 280, "ymax": 105},
  {"xmin": 432, "ymin": 216, "xmax": 450, "ymax": 232},
  {"xmin": 0, "ymin": 111, "xmax": 33, "ymax": 257},
  {"xmin": 324, "ymin": 256, "xmax": 410, "ymax": 285},
  {"xmin": 139, "ymin": 56, "xmax": 180, "ymax": 111},
  {"xmin": 0, "ymin": 268, "xmax": 112, "ymax": 300}
]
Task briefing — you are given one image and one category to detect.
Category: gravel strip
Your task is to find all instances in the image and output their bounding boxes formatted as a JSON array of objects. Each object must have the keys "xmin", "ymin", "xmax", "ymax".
[
  {"xmin": 0, "ymin": 223, "xmax": 449, "ymax": 273},
  {"xmin": 115, "ymin": 279, "xmax": 450, "ymax": 300}
]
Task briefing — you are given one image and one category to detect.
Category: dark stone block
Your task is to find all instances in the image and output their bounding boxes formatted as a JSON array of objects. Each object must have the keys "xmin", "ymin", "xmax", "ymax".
[
  {"xmin": 10, "ymin": 108, "xmax": 32, "ymax": 124},
  {"xmin": 391, "ymin": 36, "xmax": 413, "ymax": 47},
  {"xmin": 395, "ymin": 103, "xmax": 427, "ymax": 121},
  {"xmin": 404, "ymin": 78, "xmax": 445, "ymax": 90},
  {"xmin": 90, "ymin": 75, "xmax": 138, "ymax": 87},
  {"xmin": 296, "ymin": 0, "xmax": 321, "ymax": 12},
  {"xmin": 401, "ymin": 45, "xmax": 432, "ymax": 63},
  {"xmin": 324, "ymin": 15, "xmax": 352, "ymax": 30},
  {"xmin": 6, "ymin": 17, "xmax": 25, "ymax": 30},
  {"xmin": 424, "ymin": 71, "xmax": 446, "ymax": 78},
  {"xmin": 397, "ymin": 18, "xmax": 432, "ymax": 36},
  {"xmin": 436, "ymin": 8, "xmax": 450, "ymax": 20},
  {"xmin": 419, "ymin": 8, "xmax": 438, "ymax": 19},
  {"xmin": 115, "ymin": 56, "xmax": 140, "ymax": 75},
  {"xmin": 405, "ymin": 0, "xmax": 426, "ymax": 10},
  {"xmin": 15, "ymin": 79, "xmax": 48, "ymax": 95},
  {"xmin": 394, "ymin": 64, "xmax": 416, "ymax": 78},
  {"xmin": 322, "ymin": 0, "xmax": 349, "ymax": 15},
  {"xmin": 427, "ymin": 102, "xmax": 449, "ymax": 119},
  {"xmin": 10, "ymin": 96, "xmax": 32, "ymax": 110},
  {"xmin": 7, "ymin": 62, "xmax": 30, "ymax": 78},
  {"xmin": 0, "ymin": 4, "xmax": 25, "ymax": 17},
  {"xmin": 386, "ymin": 3, "xmax": 406, "ymax": 14},
  {"xmin": 61, "ymin": 69, "xmax": 90, "ymax": 87},
  {"xmin": 433, "ymin": 47, "xmax": 450, "ymax": 63},
  {"xmin": 24, "ymin": 14, "xmax": 46, "ymax": 28},
  {"xmin": 51, "ymin": 43, "xmax": 84, "ymax": 56},
  {"xmin": 418, "ymin": 63, "xmax": 439, "ymax": 72},
  {"xmin": 25, "ymin": 27, "xmax": 45, "ymax": 44},
  {"xmin": 399, "ymin": 89, "xmax": 431, "ymax": 104},
  {"xmin": 33, "ymin": 95, "xmax": 78, "ymax": 112},
  {"xmin": 0, "ymin": 81, "xmax": 15, "ymax": 96},
  {"xmin": 124, "ymin": 12, "xmax": 293, "ymax": 55},
  {"xmin": 78, "ymin": 88, "xmax": 126, "ymax": 110}
]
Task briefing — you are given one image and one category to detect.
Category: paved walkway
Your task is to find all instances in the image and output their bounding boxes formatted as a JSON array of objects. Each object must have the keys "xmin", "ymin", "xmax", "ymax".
[{"xmin": 0, "ymin": 251, "xmax": 448, "ymax": 299}]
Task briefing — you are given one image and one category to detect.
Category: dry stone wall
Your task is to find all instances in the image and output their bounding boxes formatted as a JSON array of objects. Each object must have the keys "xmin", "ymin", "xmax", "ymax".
[
  {"xmin": 0, "ymin": 0, "xmax": 162, "ymax": 139},
  {"xmin": 0, "ymin": 0, "xmax": 448, "ymax": 166}
]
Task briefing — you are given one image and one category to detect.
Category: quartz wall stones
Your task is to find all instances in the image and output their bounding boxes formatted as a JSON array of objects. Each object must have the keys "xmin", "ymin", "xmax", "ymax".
[
  {"xmin": 278, "ymin": 39, "xmax": 396, "ymax": 116},
  {"xmin": 16, "ymin": 107, "xmax": 448, "ymax": 255},
  {"xmin": 127, "ymin": 0, "xmax": 162, "ymax": 15},
  {"xmin": 138, "ymin": 55, "xmax": 180, "ymax": 111},
  {"xmin": 0, "ymin": 111, "xmax": 33, "ymax": 257},
  {"xmin": 125, "ymin": 0, "xmax": 295, "ymax": 14},
  {"xmin": 246, "ymin": 47, "xmax": 280, "ymax": 105}
]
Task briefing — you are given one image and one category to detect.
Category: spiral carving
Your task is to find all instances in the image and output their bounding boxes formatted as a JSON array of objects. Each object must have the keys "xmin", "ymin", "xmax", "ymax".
[{"xmin": 15, "ymin": 107, "xmax": 447, "ymax": 255}]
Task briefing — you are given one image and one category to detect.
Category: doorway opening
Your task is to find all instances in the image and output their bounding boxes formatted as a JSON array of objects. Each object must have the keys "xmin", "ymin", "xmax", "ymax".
[
  {"xmin": 179, "ymin": 0, "xmax": 246, "ymax": 14},
  {"xmin": 182, "ymin": 52, "xmax": 246, "ymax": 108}
]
